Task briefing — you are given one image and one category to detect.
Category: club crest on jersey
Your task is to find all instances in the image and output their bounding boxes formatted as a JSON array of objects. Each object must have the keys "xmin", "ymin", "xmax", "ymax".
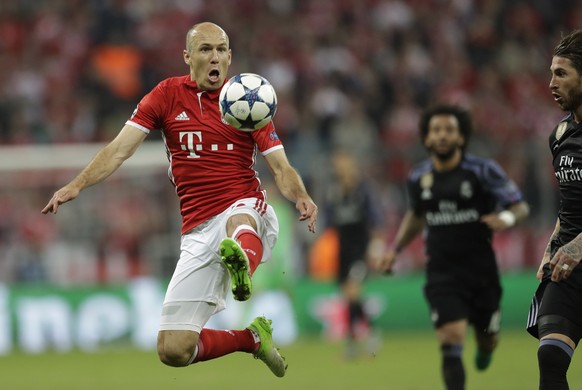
[
  {"xmin": 460, "ymin": 181, "xmax": 473, "ymax": 199},
  {"xmin": 556, "ymin": 122, "xmax": 567, "ymax": 140},
  {"xmin": 420, "ymin": 173, "xmax": 433, "ymax": 200}
]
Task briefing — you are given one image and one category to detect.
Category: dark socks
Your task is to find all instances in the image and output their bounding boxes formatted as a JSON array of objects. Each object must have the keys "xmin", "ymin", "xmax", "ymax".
[
  {"xmin": 347, "ymin": 300, "xmax": 370, "ymax": 340},
  {"xmin": 538, "ymin": 338, "xmax": 573, "ymax": 390},
  {"xmin": 441, "ymin": 344, "xmax": 465, "ymax": 390}
]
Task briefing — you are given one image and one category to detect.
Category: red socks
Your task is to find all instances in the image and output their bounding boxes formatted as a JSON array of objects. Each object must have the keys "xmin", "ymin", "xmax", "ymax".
[
  {"xmin": 233, "ymin": 225, "xmax": 263, "ymax": 275},
  {"xmin": 193, "ymin": 328, "xmax": 259, "ymax": 363}
]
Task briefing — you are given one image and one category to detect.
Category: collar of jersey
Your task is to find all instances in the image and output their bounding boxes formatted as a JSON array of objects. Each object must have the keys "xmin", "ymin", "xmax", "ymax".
[{"xmin": 183, "ymin": 76, "xmax": 223, "ymax": 100}]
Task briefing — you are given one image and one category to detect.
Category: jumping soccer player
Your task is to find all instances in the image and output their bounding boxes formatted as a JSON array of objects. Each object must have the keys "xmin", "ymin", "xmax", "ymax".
[{"xmin": 42, "ymin": 22, "xmax": 318, "ymax": 377}]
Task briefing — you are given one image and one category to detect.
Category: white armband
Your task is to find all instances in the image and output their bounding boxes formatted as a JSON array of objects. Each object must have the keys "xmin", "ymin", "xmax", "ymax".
[{"xmin": 498, "ymin": 210, "xmax": 516, "ymax": 227}]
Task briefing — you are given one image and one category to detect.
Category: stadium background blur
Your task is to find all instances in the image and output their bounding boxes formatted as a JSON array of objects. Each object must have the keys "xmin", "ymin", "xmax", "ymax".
[{"xmin": 0, "ymin": 0, "xmax": 578, "ymax": 356}]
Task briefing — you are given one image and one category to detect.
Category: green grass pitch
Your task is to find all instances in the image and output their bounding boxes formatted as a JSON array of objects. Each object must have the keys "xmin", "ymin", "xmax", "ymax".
[{"xmin": 2, "ymin": 329, "xmax": 580, "ymax": 389}]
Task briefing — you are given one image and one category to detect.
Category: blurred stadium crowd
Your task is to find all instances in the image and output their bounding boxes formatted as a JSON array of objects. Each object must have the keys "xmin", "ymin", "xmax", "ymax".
[{"xmin": 0, "ymin": 0, "xmax": 578, "ymax": 284}]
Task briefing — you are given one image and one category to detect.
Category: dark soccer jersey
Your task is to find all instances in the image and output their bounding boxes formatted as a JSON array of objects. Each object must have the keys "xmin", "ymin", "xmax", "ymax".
[
  {"xmin": 325, "ymin": 181, "xmax": 382, "ymax": 261},
  {"xmin": 407, "ymin": 154, "xmax": 523, "ymax": 273},
  {"xmin": 549, "ymin": 113, "xmax": 582, "ymax": 248}
]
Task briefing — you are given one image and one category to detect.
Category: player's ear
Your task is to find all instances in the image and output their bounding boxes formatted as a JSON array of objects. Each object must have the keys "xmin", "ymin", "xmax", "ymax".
[
  {"xmin": 183, "ymin": 49, "xmax": 190, "ymax": 65},
  {"xmin": 423, "ymin": 136, "xmax": 431, "ymax": 148},
  {"xmin": 458, "ymin": 134, "xmax": 465, "ymax": 148},
  {"xmin": 228, "ymin": 49, "xmax": 232, "ymax": 66}
]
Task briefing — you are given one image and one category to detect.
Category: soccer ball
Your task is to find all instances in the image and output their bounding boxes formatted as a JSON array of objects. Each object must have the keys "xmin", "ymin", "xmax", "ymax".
[{"xmin": 219, "ymin": 73, "xmax": 277, "ymax": 131}]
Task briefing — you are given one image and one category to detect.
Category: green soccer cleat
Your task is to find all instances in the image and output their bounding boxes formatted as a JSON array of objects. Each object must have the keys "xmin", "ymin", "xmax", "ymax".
[
  {"xmin": 475, "ymin": 349, "xmax": 493, "ymax": 371},
  {"xmin": 220, "ymin": 237, "xmax": 252, "ymax": 301},
  {"xmin": 247, "ymin": 316, "xmax": 287, "ymax": 377}
]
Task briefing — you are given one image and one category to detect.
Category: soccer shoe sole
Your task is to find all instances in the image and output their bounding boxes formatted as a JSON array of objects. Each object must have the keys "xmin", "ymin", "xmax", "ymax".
[
  {"xmin": 220, "ymin": 237, "xmax": 252, "ymax": 301},
  {"xmin": 247, "ymin": 316, "xmax": 287, "ymax": 377}
]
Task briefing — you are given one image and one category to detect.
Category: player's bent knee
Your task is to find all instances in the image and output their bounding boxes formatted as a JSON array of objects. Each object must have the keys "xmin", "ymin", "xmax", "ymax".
[
  {"xmin": 158, "ymin": 347, "xmax": 192, "ymax": 367},
  {"xmin": 157, "ymin": 331, "xmax": 198, "ymax": 367}
]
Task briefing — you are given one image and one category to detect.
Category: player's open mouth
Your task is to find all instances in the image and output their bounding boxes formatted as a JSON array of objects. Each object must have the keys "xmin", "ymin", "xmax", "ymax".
[{"xmin": 209, "ymin": 70, "xmax": 220, "ymax": 83}]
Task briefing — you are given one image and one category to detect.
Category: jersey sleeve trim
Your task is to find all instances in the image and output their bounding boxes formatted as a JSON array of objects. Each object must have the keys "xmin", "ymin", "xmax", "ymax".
[
  {"xmin": 125, "ymin": 120, "xmax": 151, "ymax": 134},
  {"xmin": 262, "ymin": 144, "xmax": 284, "ymax": 156}
]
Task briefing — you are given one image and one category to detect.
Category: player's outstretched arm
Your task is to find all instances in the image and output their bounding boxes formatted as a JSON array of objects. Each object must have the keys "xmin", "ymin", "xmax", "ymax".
[
  {"xmin": 42, "ymin": 125, "xmax": 147, "ymax": 214},
  {"xmin": 264, "ymin": 149, "xmax": 318, "ymax": 233}
]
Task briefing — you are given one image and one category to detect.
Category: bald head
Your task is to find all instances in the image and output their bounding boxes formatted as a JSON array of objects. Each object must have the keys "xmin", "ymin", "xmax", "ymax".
[{"xmin": 186, "ymin": 22, "xmax": 229, "ymax": 53}]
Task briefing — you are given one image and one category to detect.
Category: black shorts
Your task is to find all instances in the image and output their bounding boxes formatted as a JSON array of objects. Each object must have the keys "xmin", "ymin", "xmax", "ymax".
[
  {"xmin": 527, "ymin": 263, "xmax": 582, "ymax": 341},
  {"xmin": 423, "ymin": 271, "xmax": 502, "ymax": 332}
]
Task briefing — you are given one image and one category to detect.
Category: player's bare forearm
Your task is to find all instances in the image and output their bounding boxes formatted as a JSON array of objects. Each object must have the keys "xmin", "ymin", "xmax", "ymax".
[
  {"xmin": 366, "ymin": 229, "xmax": 386, "ymax": 268},
  {"xmin": 274, "ymin": 165, "xmax": 305, "ymax": 202},
  {"xmin": 537, "ymin": 234, "xmax": 555, "ymax": 281},
  {"xmin": 42, "ymin": 147, "xmax": 122, "ymax": 214},
  {"xmin": 481, "ymin": 201, "xmax": 529, "ymax": 231},
  {"xmin": 393, "ymin": 211, "xmax": 425, "ymax": 252},
  {"xmin": 264, "ymin": 150, "xmax": 318, "ymax": 232},
  {"xmin": 276, "ymin": 166, "xmax": 318, "ymax": 233},
  {"xmin": 509, "ymin": 201, "xmax": 530, "ymax": 225},
  {"xmin": 42, "ymin": 125, "xmax": 146, "ymax": 214},
  {"xmin": 536, "ymin": 218, "xmax": 559, "ymax": 280},
  {"xmin": 377, "ymin": 211, "xmax": 424, "ymax": 273}
]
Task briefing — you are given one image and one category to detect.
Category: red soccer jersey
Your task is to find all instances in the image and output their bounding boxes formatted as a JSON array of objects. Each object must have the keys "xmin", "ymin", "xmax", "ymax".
[{"xmin": 126, "ymin": 75, "xmax": 283, "ymax": 234}]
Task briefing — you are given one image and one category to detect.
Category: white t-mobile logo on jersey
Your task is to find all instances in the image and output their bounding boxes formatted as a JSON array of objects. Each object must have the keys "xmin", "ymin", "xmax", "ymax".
[{"xmin": 179, "ymin": 131, "xmax": 234, "ymax": 158}]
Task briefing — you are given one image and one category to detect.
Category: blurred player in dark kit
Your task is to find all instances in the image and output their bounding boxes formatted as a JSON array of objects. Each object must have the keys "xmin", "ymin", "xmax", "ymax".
[
  {"xmin": 527, "ymin": 29, "xmax": 582, "ymax": 390},
  {"xmin": 375, "ymin": 104, "xmax": 529, "ymax": 390},
  {"xmin": 42, "ymin": 22, "xmax": 318, "ymax": 377},
  {"xmin": 324, "ymin": 150, "xmax": 384, "ymax": 359}
]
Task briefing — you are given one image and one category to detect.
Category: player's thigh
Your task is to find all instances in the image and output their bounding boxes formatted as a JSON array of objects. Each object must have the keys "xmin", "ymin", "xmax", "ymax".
[
  {"xmin": 160, "ymin": 300, "xmax": 219, "ymax": 333},
  {"xmin": 538, "ymin": 270, "xmax": 582, "ymax": 343},
  {"xmin": 470, "ymin": 281, "xmax": 502, "ymax": 335},
  {"xmin": 163, "ymin": 230, "xmax": 230, "ymax": 322},
  {"xmin": 539, "ymin": 269, "xmax": 582, "ymax": 322},
  {"xmin": 158, "ymin": 301, "xmax": 217, "ymax": 359}
]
